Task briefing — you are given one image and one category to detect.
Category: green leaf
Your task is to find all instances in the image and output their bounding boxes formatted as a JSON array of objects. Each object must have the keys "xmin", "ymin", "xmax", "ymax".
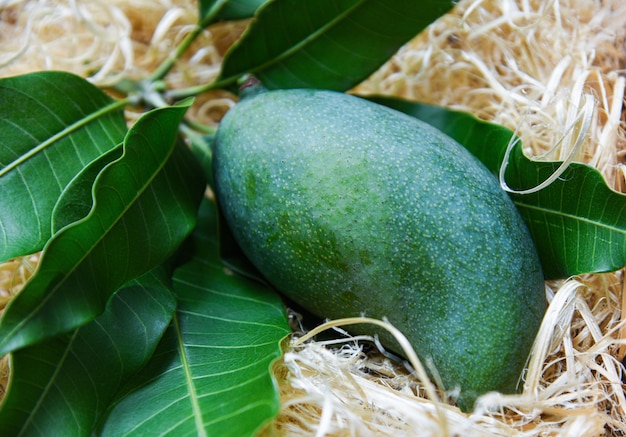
[
  {"xmin": 199, "ymin": 0, "xmax": 268, "ymax": 25},
  {"xmin": 51, "ymin": 146, "xmax": 124, "ymax": 232},
  {"xmin": 217, "ymin": 0, "xmax": 456, "ymax": 91},
  {"xmin": 0, "ymin": 71, "xmax": 127, "ymax": 262},
  {"xmin": 0, "ymin": 268, "xmax": 176, "ymax": 436},
  {"xmin": 0, "ymin": 101, "xmax": 205, "ymax": 355},
  {"xmin": 503, "ymin": 148, "xmax": 626, "ymax": 279},
  {"xmin": 369, "ymin": 95, "xmax": 626, "ymax": 279},
  {"xmin": 97, "ymin": 199, "xmax": 291, "ymax": 437}
]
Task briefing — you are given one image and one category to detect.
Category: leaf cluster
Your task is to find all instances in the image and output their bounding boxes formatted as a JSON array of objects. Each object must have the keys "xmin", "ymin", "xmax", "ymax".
[{"xmin": 1, "ymin": 0, "xmax": 625, "ymax": 434}]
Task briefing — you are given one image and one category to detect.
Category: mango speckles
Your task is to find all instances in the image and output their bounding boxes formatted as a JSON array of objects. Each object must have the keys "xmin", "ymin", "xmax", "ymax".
[{"xmin": 212, "ymin": 87, "xmax": 546, "ymax": 411}]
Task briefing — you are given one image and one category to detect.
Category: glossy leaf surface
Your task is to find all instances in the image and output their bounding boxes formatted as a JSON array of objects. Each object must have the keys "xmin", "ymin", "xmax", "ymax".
[
  {"xmin": 0, "ymin": 71, "xmax": 127, "ymax": 262},
  {"xmin": 504, "ymin": 148, "xmax": 626, "ymax": 279},
  {"xmin": 0, "ymin": 102, "xmax": 205, "ymax": 355},
  {"xmin": 98, "ymin": 199, "xmax": 290, "ymax": 437},
  {"xmin": 369, "ymin": 96, "xmax": 626, "ymax": 279},
  {"xmin": 218, "ymin": 0, "xmax": 456, "ymax": 91},
  {"xmin": 51, "ymin": 146, "xmax": 124, "ymax": 233},
  {"xmin": 0, "ymin": 268, "xmax": 176, "ymax": 436}
]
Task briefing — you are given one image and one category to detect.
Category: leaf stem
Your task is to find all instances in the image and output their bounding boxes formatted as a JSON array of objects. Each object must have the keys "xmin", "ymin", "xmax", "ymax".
[
  {"xmin": 0, "ymin": 98, "xmax": 130, "ymax": 179},
  {"xmin": 149, "ymin": 1, "xmax": 235, "ymax": 95},
  {"xmin": 179, "ymin": 122, "xmax": 217, "ymax": 189},
  {"xmin": 166, "ymin": 76, "xmax": 238, "ymax": 101},
  {"xmin": 149, "ymin": 25, "xmax": 204, "ymax": 82},
  {"xmin": 183, "ymin": 118, "xmax": 217, "ymax": 135}
]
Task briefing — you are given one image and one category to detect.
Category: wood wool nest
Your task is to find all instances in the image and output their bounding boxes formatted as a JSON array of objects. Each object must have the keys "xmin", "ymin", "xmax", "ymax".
[{"xmin": 1, "ymin": 0, "xmax": 626, "ymax": 435}]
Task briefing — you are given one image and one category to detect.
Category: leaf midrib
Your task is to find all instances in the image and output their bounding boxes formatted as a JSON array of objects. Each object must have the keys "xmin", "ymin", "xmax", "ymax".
[
  {"xmin": 174, "ymin": 312, "xmax": 207, "ymax": 437},
  {"xmin": 223, "ymin": 0, "xmax": 365, "ymax": 79},
  {"xmin": 514, "ymin": 198, "xmax": 626, "ymax": 237},
  {"xmin": 0, "ymin": 114, "xmax": 178, "ymax": 355},
  {"xmin": 0, "ymin": 98, "xmax": 128, "ymax": 178},
  {"xmin": 17, "ymin": 330, "xmax": 81, "ymax": 437}
]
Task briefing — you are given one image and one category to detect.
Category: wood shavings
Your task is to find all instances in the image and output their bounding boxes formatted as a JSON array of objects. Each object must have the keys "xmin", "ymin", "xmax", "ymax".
[
  {"xmin": 1, "ymin": 0, "xmax": 626, "ymax": 435},
  {"xmin": 0, "ymin": 253, "xmax": 38, "ymax": 401},
  {"xmin": 0, "ymin": 254, "xmax": 39, "ymax": 315}
]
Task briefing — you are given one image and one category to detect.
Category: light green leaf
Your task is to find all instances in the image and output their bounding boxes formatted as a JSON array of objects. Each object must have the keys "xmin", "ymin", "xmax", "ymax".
[
  {"xmin": 97, "ymin": 199, "xmax": 290, "ymax": 437},
  {"xmin": 217, "ymin": 0, "xmax": 456, "ymax": 91},
  {"xmin": 0, "ymin": 101, "xmax": 205, "ymax": 355},
  {"xmin": 0, "ymin": 268, "xmax": 176, "ymax": 436},
  {"xmin": 0, "ymin": 71, "xmax": 127, "ymax": 262}
]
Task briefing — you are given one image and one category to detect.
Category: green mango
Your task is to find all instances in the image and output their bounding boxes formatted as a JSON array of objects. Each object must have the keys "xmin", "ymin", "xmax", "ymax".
[{"xmin": 212, "ymin": 85, "xmax": 546, "ymax": 411}]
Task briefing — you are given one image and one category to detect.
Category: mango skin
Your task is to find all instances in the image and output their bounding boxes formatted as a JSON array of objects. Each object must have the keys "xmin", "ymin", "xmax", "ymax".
[{"xmin": 212, "ymin": 88, "xmax": 546, "ymax": 411}]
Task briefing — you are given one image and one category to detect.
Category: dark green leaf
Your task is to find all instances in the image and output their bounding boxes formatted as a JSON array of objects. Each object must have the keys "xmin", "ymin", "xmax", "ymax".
[
  {"xmin": 182, "ymin": 131, "xmax": 266, "ymax": 282},
  {"xmin": 199, "ymin": 0, "xmax": 268, "ymax": 25},
  {"xmin": 0, "ymin": 101, "xmax": 205, "ymax": 355},
  {"xmin": 0, "ymin": 71, "xmax": 127, "ymax": 262},
  {"xmin": 0, "ymin": 268, "xmax": 176, "ymax": 436},
  {"xmin": 504, "ymin": 149, "xmax": 626, "ymax": 279},
  {"xmin": 217, "ymin": 0, "xmax": 456, "ymax": 91},
  {"xmin": 369, "ymin": 95, "xmax": 626, "ymax": 279},
  {"xmin": 184, "ymin": 131, "xmax": 215, "ymax": 186},
  {"xmin": 97, "ymin": 199, "xmax": 290, "ymax": 437},
  {"xmin": 51, "ymin": 146, "xmax": 124, "ymax": 232}
]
